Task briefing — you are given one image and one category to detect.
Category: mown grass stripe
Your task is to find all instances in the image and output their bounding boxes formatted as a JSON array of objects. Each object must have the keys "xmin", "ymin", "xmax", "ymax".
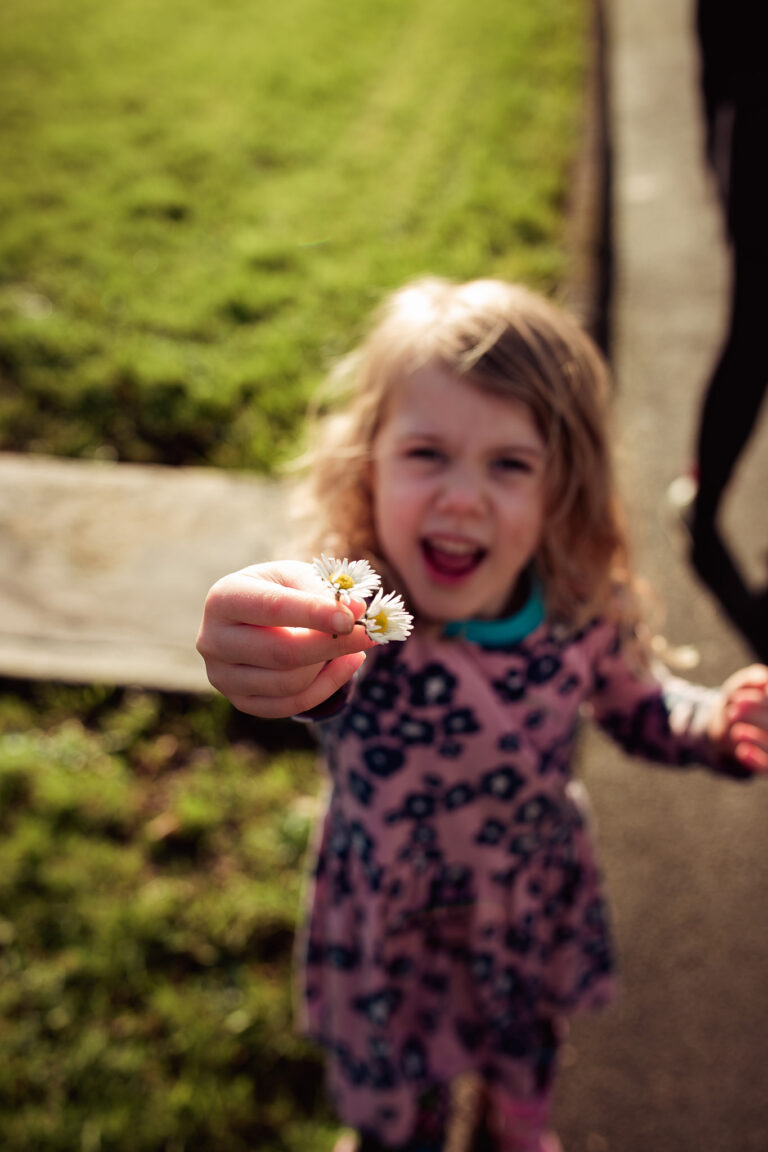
[{"xmin": 0, "ymin": 0, "xmax": 588, "ymax": 470}]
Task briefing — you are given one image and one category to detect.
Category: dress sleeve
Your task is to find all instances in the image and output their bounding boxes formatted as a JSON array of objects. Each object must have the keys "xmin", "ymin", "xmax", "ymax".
[{"xmin": 583, "ymin": 621, "xmax": 751, "ymax": 778}]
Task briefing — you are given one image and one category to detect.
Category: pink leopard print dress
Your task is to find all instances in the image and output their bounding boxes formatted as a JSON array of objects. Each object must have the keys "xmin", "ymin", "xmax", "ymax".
[{"xmin": 298, "ymin": 613, "xmax": 738, "ymax": 1145}]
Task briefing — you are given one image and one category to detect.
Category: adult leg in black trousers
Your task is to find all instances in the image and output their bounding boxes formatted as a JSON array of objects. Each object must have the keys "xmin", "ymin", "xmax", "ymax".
[{"xmin": 690, "ymin": 2, "xmax": 768, "ymax": 657}]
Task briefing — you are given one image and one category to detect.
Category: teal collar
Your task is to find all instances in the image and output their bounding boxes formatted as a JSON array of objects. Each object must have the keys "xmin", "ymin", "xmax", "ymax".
[{"xmin": 443, "ymin": 578, "xmax": 546, "ymax": 647}]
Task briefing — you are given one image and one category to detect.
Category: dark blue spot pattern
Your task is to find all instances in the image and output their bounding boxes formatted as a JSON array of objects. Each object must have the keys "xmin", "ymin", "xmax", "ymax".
[{"xmin": 298, "ymin": 618, "xmax": 708, "ymax": 1140}]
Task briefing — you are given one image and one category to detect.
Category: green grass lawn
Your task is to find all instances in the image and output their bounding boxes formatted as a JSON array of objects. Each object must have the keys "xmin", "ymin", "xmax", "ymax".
[
  {"xmin": 0, "ymin": 682, "xmax": 336, "ymax": 1152},
  {"xmin": 0, "ymin": 0, "xmax": 592, "ymax": 1147},
  {"xmin": 0, "ymin": 0, "xmax": 588, "ymax": 471}
]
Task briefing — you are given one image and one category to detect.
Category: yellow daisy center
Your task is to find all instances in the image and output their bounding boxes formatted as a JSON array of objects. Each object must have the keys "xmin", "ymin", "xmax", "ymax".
[
  {"xmin": 332, "ymin": 573, "xmax": 355, "ymax": 591},
  {"xmin": 371, "ymin": 610, "xmax": 388, "ymax": 631}
]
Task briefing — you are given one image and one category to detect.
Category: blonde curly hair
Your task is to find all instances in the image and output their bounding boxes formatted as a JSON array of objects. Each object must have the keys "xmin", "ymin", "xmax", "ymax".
[{"xmin": 294, "ymin": 276, "xmax": 640, "ymax": 634}]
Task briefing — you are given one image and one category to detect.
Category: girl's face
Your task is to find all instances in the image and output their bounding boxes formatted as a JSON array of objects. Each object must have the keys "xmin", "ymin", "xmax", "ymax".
[{"xmin": 372, "ymin": 365, "xmax": 547, "ymax": 622}]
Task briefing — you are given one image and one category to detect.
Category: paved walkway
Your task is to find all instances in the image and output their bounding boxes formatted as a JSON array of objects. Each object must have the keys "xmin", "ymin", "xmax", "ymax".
[
  {"xmin": 554, "ymin": 2, "xmax": 768, "ymax": 1151},
  {"xmin": 0, "ymin": 454, "xmax": 287, "ymax": 691}
]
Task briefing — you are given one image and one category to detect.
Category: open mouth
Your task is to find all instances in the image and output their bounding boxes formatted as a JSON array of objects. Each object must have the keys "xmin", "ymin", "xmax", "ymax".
[{"xmin": 421, "ymin": 538, "xmax": 486, "ymax": 582}]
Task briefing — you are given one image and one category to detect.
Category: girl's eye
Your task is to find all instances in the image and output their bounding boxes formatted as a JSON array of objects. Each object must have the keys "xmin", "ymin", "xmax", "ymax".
[
  {"xmin": 405, "ymin": 445, "xmax": 445, "ymax": 463},
  {"xmin": 493, "ymin": 456, "xmax": 532, "ymax": 475}
]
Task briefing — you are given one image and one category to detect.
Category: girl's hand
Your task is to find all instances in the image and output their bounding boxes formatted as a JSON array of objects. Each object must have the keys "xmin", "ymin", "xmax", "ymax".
[
  {"xmin": 709, "ymin": 664, "xmax": 768, "ymax": 772},
  {"xmin": 196, "ymin": 561, "xmax": 376, "ymax": 718}
]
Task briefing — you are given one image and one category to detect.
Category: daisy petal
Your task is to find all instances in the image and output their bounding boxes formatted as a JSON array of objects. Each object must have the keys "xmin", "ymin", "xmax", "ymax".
[
  {"xmin": 312, "ymin": 554, "xmax": 382, "ymax": 603},
  {"xmin": 363, "ymin": 590, "xmax": 414, "ymax": 645}
]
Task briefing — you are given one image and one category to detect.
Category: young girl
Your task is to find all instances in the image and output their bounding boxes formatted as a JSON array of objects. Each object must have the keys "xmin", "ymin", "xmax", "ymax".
[{"xmin": 196, "ymin": 278, "xmax": 768, "ymax": 1152}]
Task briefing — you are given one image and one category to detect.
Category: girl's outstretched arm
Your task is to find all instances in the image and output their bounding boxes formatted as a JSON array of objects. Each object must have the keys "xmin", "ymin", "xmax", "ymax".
[
  {"xmin": 196, "ymin": 561, "xmax": 375, "ymax": 718},
  {"xmin": 709, "ymin": 664, "xmax": 768, "ymax": 773}
]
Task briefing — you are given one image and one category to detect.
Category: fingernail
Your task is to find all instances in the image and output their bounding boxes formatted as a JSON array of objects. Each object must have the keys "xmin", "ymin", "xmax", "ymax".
[{"xmin": 332, "ymin": 610, "xmax": 352, "ymax": 634}]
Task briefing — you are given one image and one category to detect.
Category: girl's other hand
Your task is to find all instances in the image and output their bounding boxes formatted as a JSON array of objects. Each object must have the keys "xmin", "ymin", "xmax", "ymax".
[
  {"xmin": 196, "ymin": 561, "xmax": 376, "ymax": 718},
  {"xmin": 710, "ymin": 664, "xmax": 768, "ymax": 772}
]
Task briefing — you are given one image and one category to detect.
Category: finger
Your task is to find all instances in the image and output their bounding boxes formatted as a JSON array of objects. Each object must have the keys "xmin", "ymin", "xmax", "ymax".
[
  {"xmin": 730, "ymin": 720, "xmax": 768, "ymax": 751},
  {"xmin": 727, "ymin": 677, "xmax": 768, "ymax": 695},
  {"xmin": 732, "ymin": 739, "xmax": 768, "ymax": 773},
  {"xmin": 725, "ymin": 691, "xmax": 768, "ymax": 726},
  {"xmin": 741, "ymin": 663, "xmax": 768, "ymax": 688},
  {"xmin": 205, "ymin": 566, "xmax": 366, "ymax": 636},
  {"xmin": 202, "ymin": 620, "xmax": 374, "ymax": 671},
  {"xmin": 205, "ymin": 657, "xmax": 326, "ymax": 702},
  {"xmin": 724, "ymin": 664, "xmax": 768, "ymax": 696},
  {"xmin": 227, "ymin": 651, "xmax": 368, "ymax": 719}
]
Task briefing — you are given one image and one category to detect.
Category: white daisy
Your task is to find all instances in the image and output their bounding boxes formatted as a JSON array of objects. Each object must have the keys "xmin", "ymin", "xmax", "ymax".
[
  {"xmin": 312, "ymin": 554, "xmax": 381, "ymax": 603},
  {"xmin": 362, "ymin": 589, "xmax": 414, "ymax": 645}
]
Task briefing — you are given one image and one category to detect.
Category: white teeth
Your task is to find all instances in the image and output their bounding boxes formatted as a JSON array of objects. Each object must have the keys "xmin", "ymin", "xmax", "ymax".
[{"xmin": 427, "ymin": 538, "xmax": 479, "ymax": 556}]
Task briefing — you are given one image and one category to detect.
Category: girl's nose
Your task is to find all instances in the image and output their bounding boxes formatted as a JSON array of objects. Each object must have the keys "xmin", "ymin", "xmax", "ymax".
[{"xmin": 434, "ymin": 466, "xmax": 487, "ymax": 516}]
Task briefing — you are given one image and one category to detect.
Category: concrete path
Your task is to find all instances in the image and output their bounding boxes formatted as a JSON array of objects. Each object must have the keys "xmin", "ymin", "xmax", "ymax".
[
  {"xmin": 0, "ymin": 454, "xmax": 287, "ymax": 691},
  {"xmin": 554, "ymin": 2, "xmax": 768, "ymax": 1151}
]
